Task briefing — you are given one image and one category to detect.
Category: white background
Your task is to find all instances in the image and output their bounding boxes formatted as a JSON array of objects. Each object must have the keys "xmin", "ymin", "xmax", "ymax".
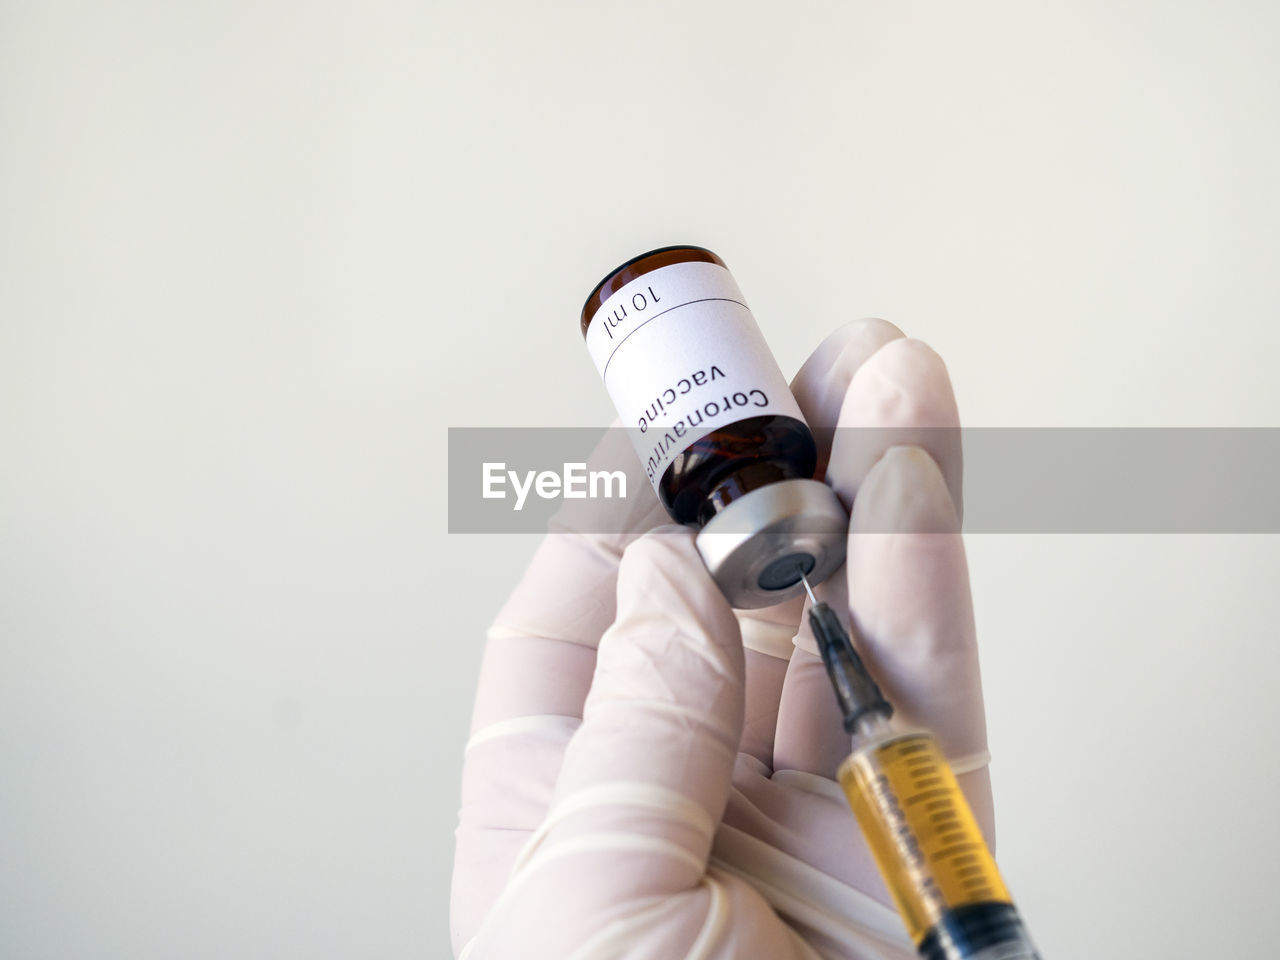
[{"xmin": 3, "ymin": 2, "xmax": 1278, "ymax": 958}]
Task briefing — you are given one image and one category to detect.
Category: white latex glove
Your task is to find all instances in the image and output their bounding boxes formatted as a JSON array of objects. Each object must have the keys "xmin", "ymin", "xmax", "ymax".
[{"xmin": 452, "ymin": 320, "xmax": 992, "ymax": 959}]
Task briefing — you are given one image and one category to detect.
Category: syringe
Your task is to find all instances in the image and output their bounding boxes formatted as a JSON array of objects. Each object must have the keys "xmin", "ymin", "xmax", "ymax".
[{"xmin": 799, "ymin": 572, "xmax": 1042, "ymax": 960}]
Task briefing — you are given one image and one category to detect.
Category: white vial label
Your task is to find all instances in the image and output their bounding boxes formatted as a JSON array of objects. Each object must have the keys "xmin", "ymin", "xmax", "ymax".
[{"xmin": 585, "ymin": 259, "xmax": 807, "ymax": 490}]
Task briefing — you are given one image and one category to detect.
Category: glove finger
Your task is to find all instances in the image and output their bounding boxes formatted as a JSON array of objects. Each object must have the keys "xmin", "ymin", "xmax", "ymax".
[
  {"xmin": 830, "ymin": 341, "xmax": 984, "ymax": 768},
  {"xmin": 464, "ymin": 528, "xmax": 749, "ymax": 956},
  {"xmin": 850, "ymin": 446, "xmax": 995, "ymax": 838},
  {"xmin": 775, "ymin": 444, "xmax": 980, "ymax": 765},
  {"xmin": 773, "ymin": 448, "xmax": 994, "ymax": 841},
  {"xmin": 774, "ymin": 338, "xmax": 974, "ymax": 776},
  {"xmin": 735, "ymin": 318, "xmax": 906, "ymax": 770},
  {"xmin": 554, "ymin": 526, "xmax": 744, "ymax": 874},
  {"xmin": 826, "ymin": 336, "xmax": 964, "ymax": 515},
  {"xmin": 845, "ymin": 446, "xmax": 989, "ymax": 770},
  {"xmin": 791, "ymin": 316, "xmax": 907, "ymax": 478}
]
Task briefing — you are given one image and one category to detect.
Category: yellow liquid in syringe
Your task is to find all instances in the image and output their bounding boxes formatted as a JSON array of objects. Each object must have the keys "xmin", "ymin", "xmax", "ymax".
[{"xmin": 839, "ymin": 732, "xmax": 1011, "ymax": 946}]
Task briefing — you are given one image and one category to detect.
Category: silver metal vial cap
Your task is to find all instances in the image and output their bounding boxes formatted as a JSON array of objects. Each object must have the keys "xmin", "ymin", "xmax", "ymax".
[{"xmin": 694, "ymin": 478, "xmax": 848, "ymax": 609}]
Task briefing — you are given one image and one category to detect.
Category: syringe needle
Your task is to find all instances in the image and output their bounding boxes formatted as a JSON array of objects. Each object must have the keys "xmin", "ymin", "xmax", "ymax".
[
  {"xmin": 802, "ymin": 579, "xmax": 893, "ymax": 734},
  {"xmin": 798, "ymin": 567, "xmax": 818, "ymax": 606}
]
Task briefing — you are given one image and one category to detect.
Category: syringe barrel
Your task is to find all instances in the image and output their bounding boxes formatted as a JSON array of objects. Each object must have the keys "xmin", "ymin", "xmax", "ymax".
[{"xmin": 838, "ymin": 730, "xmax": 1041, "ymax": 960}]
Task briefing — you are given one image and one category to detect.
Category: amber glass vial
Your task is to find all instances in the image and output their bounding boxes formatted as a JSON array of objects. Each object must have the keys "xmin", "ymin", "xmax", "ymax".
[{"xmin": 580, "ymin": 245, "xmax": 847, "ymax": 608}]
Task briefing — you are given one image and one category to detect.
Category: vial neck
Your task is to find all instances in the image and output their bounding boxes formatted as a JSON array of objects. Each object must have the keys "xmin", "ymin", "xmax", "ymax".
[{"xmin": 698, "ymin": 462, "xmax": 799, "ymax": 524}]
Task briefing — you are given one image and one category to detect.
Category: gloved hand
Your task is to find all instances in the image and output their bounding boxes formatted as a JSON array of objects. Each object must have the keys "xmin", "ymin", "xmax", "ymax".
[{"xmin": 451, "ymin": 319, "xmax": 992, "ymax": 959}]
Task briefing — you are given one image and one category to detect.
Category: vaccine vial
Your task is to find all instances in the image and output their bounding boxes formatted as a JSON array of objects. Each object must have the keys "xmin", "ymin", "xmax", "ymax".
[{"xmin": 580, "ymin": 244, "xmax": 847, "ymax": 608}]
